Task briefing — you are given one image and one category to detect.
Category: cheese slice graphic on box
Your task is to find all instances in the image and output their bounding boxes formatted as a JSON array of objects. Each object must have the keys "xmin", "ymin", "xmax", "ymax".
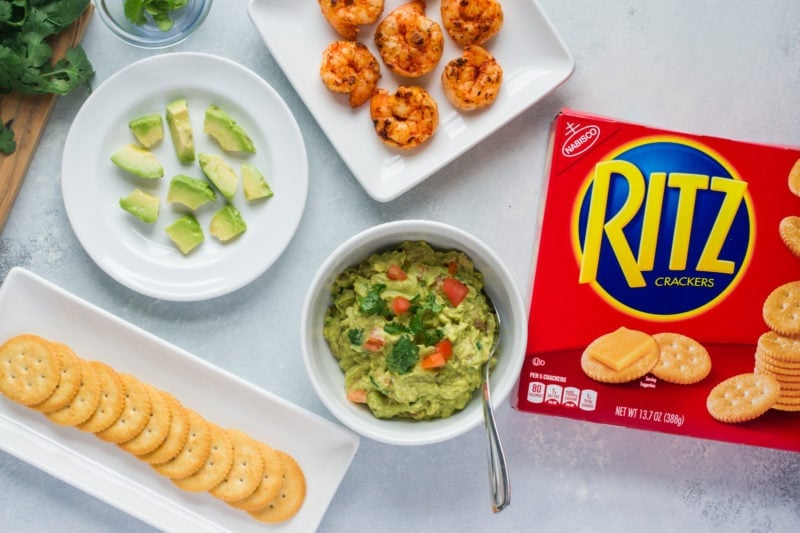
[{"xmin": 586, "ymin": 326, "xmax": 653, "ymax": 371}]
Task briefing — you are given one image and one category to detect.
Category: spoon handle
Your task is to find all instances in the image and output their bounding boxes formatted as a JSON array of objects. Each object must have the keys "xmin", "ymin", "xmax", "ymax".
[{"xmin": 483, "ymin": 370, "xmax": 510, "ymax": 513}]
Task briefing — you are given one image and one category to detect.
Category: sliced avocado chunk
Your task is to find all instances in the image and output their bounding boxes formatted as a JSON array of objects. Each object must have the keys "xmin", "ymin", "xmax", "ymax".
[
  {"xmin": 167, "ymin": 174, "xmax": 217, "ymax": 210},
  {"xmin": 129, "ymin": 113, "xmax": 164, "ymax": 148},
  {"xmin": 209, "ymin": 204, "xmax": 247, "ymax": 242},
  {"xmin": 165, "ymin": 214, "xmax": 204, "ymax": 255},
  {"xmin": 166, "ymin": 98, "xmax": 195, "ymax": 164},
  {"xmin": 204, "ymin": 104, "xmax": 256, "ymax": 154},
  {"xmin": 198, "ymin": 153, "xmax": 238, "ymax": 200},
  {"xmin": 111, "ymin": 144, "xmax": 164, "ymax": 179},
  {"xmin": 241, "ymin": 163, "xmax": 273, "ymax": 201},
  {"xmin": 119, "ymin": 188, "xmax": 160, "ymax": 223}
]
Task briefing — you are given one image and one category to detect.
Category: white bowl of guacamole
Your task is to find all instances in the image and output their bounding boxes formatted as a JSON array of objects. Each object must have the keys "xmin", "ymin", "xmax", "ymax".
[{"xmin": 301, "ymin": 220, "xmax": 527, "ymax": 445}]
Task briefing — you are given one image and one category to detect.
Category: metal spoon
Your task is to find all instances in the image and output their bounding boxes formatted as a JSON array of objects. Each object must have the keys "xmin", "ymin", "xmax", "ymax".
[{"xmin": 482, "ymin": 306, "xmax": 510, "ymax": 513}]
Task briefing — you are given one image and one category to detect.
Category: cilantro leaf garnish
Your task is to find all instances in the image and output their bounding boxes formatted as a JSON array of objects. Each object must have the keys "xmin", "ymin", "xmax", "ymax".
[
  {"xmin": 359, "ymin": 283, "xmax": 390, "ymax": 317},
  {"xmin": 123, "ymin": 0, "xmax": 189, "ymax": 31},
  {"xmin": 382, "ymin": 291, "xmax": 446, "ymax": 346},
  {"xmin": 386, "ymin": 335, "xmax": 419, "ymax": 374},
  {"xmin": 347, "ymin": 328, "xmax": 364, "ymax": 346}
]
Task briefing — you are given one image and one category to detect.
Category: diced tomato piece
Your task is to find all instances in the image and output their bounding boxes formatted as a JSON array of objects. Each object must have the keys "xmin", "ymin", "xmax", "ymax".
[
  {"xmin": 420, "ymin": 352, "xmax": 447, "ymax": 369},
  {"xmin": 363, "ymin": 326, "xmax": 385, "ymax": 352},
  {"xmin": 447, "ymin": 261, "xmax": 458, "ymax": 275},
  {"xmin": 435, "ymin": 339, "xmax": 453, "ymax": 360},
  {"xmin": 347, "ymin": 389, "xmax": 368, "ymax": 403},
  {"xmin": 442, "ymin": 277, "xmax": 469, "ymax": 307},
  {"xmin": 391, "ymin": 295, "xmax": 411, "ymax": 315},
  {"xmin": 387, "ymin": 264, "xmax": 407, "ymax": 280}
]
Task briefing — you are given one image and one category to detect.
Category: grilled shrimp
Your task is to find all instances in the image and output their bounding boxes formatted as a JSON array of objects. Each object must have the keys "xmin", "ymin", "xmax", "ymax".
[
  {"xmin": 321, "ymin": 41, "xmax": 382, "ymax": 108},
  {"xmin": 441, "ymin": 45, "xmax": 503, "ymax": 111},
  {"xmin": 440, "ymin": 0, "xmax": 504, "ymax": 46},
  {"xmin": 370, "ymin": 86, "xmax": 439, "ymax": 150},
  {"xmin": 319, "ymin": 0, "xmax": 384, "ymax": 40},
  {"xmin": 374, "ymin": 0, "xmax": 444, "ymax": 78}
]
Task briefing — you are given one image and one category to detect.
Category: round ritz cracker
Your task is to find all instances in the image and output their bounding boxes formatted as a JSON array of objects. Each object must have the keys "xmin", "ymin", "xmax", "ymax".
[
  {"xmin": 580, "ymin": 327, "xmax": 660, "ymax": 384},
  {"xmin": 118, "ymin": 384, "xmax": 172, "ymax": 456},
  {"xmin": 31, "ymin": 342, "xmax": 83, "ymax": 414},
  {"xmin": 152, "ymin": 407, "xmax": 213, "ymax": 479},
  {"xmin": 227, "ymin": 441, "xmax": 285, "ymax": 512},
  {"xmin": 47, "ymin": 358, "xmax": 102, "ymax": 426},
  {"xmin": 651, "ymin": 332, "xmax": 712, "ymax": 385},
  {"xmin": 95, "ymin": 373, "xmax": 152, "ymax": 444},
  {"xmin": 706, "ymin": 372, "xmax": 781, "ymax": 423},
  {"xmin": 755, "ymin": 348, "xmax": 800, "ymax": 371},
  {"xmin": 755, "ymin": 362, "xmax": 800, "ymax": 383},
  {"xmin": 756, "ymin": 331, "xmax": 800, "ymax": 363},
  {"xmin": 755, "ymin": 359, "xmax": 800, "ymax": 381},
  {"xmin": 247, "ymin": 450, "xmax": 307, "ymax": 524},
  {"xmin": 762, "ymin": 281, "xmax": 800, "ymax": 338},
  {"xmin": 788, "ymin": 157, "xmax": 800, "ymax": 197},
  {"xmin": 138, "ymin": 392, "xmax": 190, "ymax": 464},
  {"xmin": 173, "ymin": 422, "xmax": 235, "ymax": 493},
  {"xmin": 77, "ymin": 361, "xmax": 126, "ymax": 434},
  {"xmin": 0, "ymin": 334, "xmax": 62, "ymax": 406},
  {"xmin": 779, "ymin": 216, "xmax": 800, "ymax": 258},
  {"xmin": 210, "ymin": 429, "xmax": 266, "ymax": 503}
]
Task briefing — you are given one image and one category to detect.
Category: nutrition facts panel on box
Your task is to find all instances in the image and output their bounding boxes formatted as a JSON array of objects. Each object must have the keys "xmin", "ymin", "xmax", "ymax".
[{"xmin": 527, "ymin": 381, "xmax": 597, "ymax": 411}]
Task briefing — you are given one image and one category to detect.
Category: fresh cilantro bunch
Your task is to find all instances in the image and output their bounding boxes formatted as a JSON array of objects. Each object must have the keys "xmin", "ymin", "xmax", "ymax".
[
  {"xmin": 124, "ymin": 0, "xmax": 188, "ymax": 32},
  {"xmin": 0, "ymin": 0, "xmax": 94, "ymax": 154}
]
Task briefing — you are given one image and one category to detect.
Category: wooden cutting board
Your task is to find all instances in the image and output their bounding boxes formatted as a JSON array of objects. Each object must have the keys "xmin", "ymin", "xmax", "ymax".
[{"xmin": 0, "ymin": 4, "xmax": 95, "ymax": 233}]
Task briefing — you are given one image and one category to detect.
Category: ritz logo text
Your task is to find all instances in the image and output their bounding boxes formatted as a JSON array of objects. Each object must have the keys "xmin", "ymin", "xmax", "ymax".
[{"xmin": 571, "ymin": 135, "xmax": 754, "ymax": 320}]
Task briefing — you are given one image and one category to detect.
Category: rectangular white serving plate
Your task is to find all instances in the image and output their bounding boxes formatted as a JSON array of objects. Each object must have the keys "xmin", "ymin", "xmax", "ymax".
[
  {"xmin": 248, "ymin": 0, "xmax": 575, "ymax": 202},
  {"xmin": 0, "ymin": 267, "xmax": 359, "ymax": 532}
]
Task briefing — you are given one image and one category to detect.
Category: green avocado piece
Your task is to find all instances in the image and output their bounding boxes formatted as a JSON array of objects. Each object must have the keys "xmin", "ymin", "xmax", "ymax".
[
  {"xmin": 204, "ymin": 104, "xmax": 256, "ymax": 154},
  {"xmin": 111, "ymin": 144, "xmax": 164, "ymax": 179},
  {"xmin": 209, "ymin": 204, "xmax": 247, "ymax": 242},
  {"xmin": 129, "ymin": 113, "xmax": 164, "ymax": 148},
  {"xmin": 165, "ymin": 214, "xmax": 204, "ymax": 255},
  {"xmin": 167, "ymin": 174, "xmax": 217, "ymax": 210},
  {"xmin": 198, "ymin": 153, "xmax": 238, "ymax": 200},
  {"xmin": 166, "ymin": 98, "xmax": 195, "ymax": 164},
  {"xmin": 241, "ymin": 163, "xmax": 273, "ymax": 201},
  {"xmin": 119, "ymin": 188, "xmax": 160, "ymax": 223}
]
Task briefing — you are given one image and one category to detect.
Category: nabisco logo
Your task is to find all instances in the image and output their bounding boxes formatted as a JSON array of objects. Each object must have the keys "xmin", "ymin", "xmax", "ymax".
[{"xmin": 562, "ymin": 123, "xmax": 601, "ymax": 158}]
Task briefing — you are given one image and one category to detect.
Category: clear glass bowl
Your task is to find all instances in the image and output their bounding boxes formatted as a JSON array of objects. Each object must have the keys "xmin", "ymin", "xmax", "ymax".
[{"xmin": 97, "ymin": 0, "xmax": 213, "ymax": 49}]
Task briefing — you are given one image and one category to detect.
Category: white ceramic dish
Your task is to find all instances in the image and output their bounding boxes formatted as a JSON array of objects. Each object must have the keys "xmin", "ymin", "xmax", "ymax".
[
  {"xmin": 0, "ymin": 267, "xmax": 359, "ymax": 532},
  {"xmin": 301, "ymin": 220, "xmax": 528, "ymax": 445},
  {"xmin": 248, "ymin": 0, "xmax": 574, "ymax": 202},
  {"xmin": 61, "ymin": 52, "xmax": 308, "ymax": 301}
]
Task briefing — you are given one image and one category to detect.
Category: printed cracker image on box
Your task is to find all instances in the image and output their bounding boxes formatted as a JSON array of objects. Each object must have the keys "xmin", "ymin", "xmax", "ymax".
[{"xmin": 514, "ymin": 109, "xmax": 800, "ymax": 452}]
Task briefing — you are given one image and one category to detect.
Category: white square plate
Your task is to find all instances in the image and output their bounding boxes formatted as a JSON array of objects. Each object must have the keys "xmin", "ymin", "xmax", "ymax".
[
  {"xmin": 248, "ymin": 0, "xmax": 574, "ymax": 201},
  {"xmin": 0, "ymin": 267, "xmax": 359, "ymax": 532}
]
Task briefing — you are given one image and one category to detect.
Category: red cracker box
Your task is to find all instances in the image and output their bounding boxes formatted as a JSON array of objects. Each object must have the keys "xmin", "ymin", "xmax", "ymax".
[{"xmin": 514, "ymin": 109, "xmax": 800, "ymax": 452}]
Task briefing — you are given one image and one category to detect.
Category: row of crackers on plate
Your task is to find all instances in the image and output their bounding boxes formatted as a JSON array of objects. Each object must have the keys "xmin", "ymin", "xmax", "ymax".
[{"xmin": 0, "ymin": 333, "xmax": 305, "ymax": 525}]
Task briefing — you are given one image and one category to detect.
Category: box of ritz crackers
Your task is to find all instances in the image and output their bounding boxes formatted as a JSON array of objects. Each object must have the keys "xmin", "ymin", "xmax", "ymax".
[{"xmin": 514, "ymin": 109, "xmax": 800, "ymax": 452}]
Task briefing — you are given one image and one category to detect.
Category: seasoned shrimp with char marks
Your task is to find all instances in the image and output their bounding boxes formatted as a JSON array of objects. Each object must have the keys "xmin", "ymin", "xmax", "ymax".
[
  {"xmin": 441, "ymin": 0, "xmax": 504, "ymax": 46},
  {"xmin": 319, "ymin": 0, "xmax": 384, "ymax": 40},
  {"xmin": 441, "ymin": 45, "xmax": 503, "ymax": 111},
  {"xmin": 370, "ymin": 86, "xmax": 439, "ymax": 150},
  {"xmin": 321, "ymin": 41, "xmax": 382, "ymax": 108},
  {"xmin": 375, "ymin": 0, "xmax": 444, "ymax": 78}
]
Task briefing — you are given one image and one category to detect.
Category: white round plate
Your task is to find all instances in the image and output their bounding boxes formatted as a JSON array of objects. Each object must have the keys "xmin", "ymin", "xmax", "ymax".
[{"xmin": 62, "ymin": 52, "xmax": 308, "ymax": 301}]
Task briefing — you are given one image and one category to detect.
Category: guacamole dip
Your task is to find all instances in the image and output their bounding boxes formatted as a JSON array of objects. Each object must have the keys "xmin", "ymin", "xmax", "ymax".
[{"xmin": 322, "ymin": 241, "xmax": 498, "ymax": 420}]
